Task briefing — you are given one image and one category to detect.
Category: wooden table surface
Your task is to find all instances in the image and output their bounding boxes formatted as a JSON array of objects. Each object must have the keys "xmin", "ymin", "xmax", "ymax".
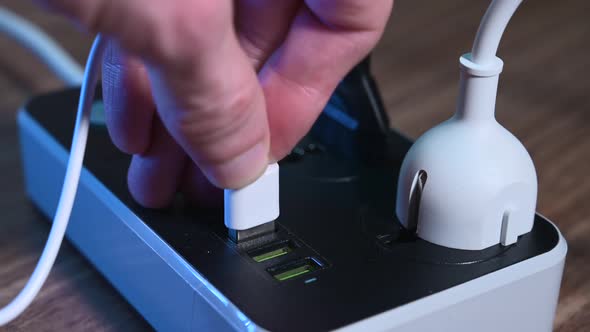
[{"xmin": 0, "ymin": 0, "xmax": 588, "ymax": 331}]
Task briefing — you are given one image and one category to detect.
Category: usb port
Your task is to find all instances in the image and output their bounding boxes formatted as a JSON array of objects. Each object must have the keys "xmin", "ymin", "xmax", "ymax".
[
  {"xmin": 267, "ymin": 257, "xmax": 323, "ymax": 281},
  {"xmin": 248, "ymin": 240, "xmax": 294, "ymax": 263}
]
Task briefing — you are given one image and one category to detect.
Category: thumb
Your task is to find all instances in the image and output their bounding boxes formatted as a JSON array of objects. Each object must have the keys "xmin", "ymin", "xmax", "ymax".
[{"xmin": 146, "ymin": 42, "xmax": 271, "ymax": 189}]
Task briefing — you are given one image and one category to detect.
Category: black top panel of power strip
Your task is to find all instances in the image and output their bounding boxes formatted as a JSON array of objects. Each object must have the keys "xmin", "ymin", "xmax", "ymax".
[{"xmin": 24, "ymin": 88, "xmax": 558, "ymax": 332}]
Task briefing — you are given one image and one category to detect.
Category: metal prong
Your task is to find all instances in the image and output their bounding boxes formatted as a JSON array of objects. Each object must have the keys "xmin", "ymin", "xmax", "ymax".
[
  {"xmin": 407, "ymin": 170, "xmax": 427, "ymax": 231},
  {"xmin": 228, "ymin": 221, "xmax": 276, "ymax": 243}
]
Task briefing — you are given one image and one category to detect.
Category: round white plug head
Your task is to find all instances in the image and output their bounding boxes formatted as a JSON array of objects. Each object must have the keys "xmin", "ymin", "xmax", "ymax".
[{"xmin": 395, "ymin": 54, "xmax": 537, "ymax": 250}]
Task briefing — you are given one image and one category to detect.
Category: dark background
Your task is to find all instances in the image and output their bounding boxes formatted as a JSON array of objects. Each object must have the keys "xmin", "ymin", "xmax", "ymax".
[{"xmin": 1, "ymin": 0, "xmax": 588, "ymax": 330}]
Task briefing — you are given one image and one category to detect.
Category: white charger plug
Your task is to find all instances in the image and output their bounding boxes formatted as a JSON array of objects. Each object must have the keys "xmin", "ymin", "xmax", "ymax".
[
  {"xmin": 224, "ymin": 163, "xmax": 280, "ymax": 241},
  {"xmin": 395, "ymin": 0, "xmax": 536, "ymax": 250}
]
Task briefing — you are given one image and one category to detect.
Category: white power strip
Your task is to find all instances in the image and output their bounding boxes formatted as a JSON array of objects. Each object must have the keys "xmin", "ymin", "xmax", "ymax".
[{"xmin": 18, "ymin": 104, "xmax": 567, "ymax": 331}]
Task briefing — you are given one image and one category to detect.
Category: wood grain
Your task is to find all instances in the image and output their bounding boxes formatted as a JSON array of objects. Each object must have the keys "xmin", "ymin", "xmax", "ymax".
[{"xmin": 0, "ymin": 0, "xmax": 588, "ymax": 331}]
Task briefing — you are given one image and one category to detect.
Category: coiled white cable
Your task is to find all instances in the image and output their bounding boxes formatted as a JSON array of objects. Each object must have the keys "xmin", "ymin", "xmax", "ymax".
[
  {"xmin": 0, "ymin": 7, "xmax": 84, "ymax": 86},
  {"xmin": 0, "ymin": 34, "xmax": 105, "ymax": 326}
]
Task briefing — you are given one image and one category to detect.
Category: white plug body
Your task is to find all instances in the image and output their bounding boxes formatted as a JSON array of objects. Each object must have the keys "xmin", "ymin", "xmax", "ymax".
[
  {"xmin": 396, "ymin": 54, "xmax": 537, "ymax": 250},
  {"xmin": 224, "ymin": 163, "xmax": 280, "ymax": 230}
]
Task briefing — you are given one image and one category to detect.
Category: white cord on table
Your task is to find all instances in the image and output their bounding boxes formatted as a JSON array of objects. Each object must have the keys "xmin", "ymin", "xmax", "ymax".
[
  {"xmin": 0, "ymin": 7, "xmax": 84, "ymax": 86},
  {"xmin": 0, "ymin": 34, "xmax": 105, "ymax": 326}
]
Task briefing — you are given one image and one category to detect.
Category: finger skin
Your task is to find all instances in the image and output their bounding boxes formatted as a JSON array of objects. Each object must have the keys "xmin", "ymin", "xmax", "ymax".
[
  {"xmin": 236, "ymin": 0, "xmax": 299, "ymax": 70},
  {"xmin": 260, "ymin": 0, "xmax": 394, "ymax": 160},
  {"xmin": 40, "ymin": 0, "xmax": 393, "ymax": 192},
  {"xmin": 180, "ymin": 162, "xmax": 223, "ymax": 208},
  {"xmin": 102, "ymin": 41, "xmax": 154, "ymax": 155},
  {"xmin": 127, "ymin": 117, "xmax": 187, "ymax": 208},
  {"xmin": 146, "ymin": 43, "xmax": 270, "ymax": 189},
  {"xmin": 44, "ymin": 0, "xmax": 272, "ymax": 189}
]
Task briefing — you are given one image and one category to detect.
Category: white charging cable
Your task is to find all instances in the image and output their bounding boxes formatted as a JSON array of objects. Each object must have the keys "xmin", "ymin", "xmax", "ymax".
[
  {"xmin": 0, "ymin": 7, "xmax": 84, "ymax": 86},
  {"xmin": 0, "ymin": 34, "xmax": 105, "ymax": 326}
]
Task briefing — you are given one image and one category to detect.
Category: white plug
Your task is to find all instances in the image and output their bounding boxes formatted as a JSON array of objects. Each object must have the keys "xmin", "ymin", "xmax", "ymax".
[
  {"xmin": 395, "ymin": 0, "xmax": 536, "ymax": 250},
  {"xmin": 224, "ymin": 163, "xmax": 280, "ymax": 233}
]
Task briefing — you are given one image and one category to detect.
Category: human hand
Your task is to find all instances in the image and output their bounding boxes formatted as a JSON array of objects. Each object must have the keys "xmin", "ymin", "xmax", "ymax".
[{"xmin": 40, "ymin": 0, "xmax": 394, "ymax": 207}]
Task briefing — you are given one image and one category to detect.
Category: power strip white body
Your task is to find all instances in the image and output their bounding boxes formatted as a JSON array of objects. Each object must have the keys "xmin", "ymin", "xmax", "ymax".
[{"xmin": 19, "ymin": 109, "xmax": 567, "ymax": 332}]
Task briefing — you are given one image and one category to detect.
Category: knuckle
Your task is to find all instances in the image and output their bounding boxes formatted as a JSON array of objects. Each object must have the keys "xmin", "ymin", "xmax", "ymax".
[{"xmin": 129, "ymin": 2, "xmax": 228, "ymax": 66}]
